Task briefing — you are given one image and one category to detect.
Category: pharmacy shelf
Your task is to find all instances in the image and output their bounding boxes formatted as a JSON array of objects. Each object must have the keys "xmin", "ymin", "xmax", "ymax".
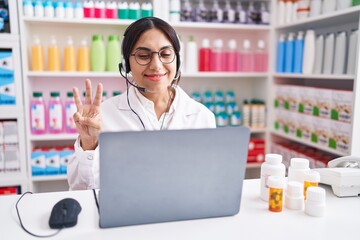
[
  {"xmin": 23, "ymin": 17, "xmax": 134, "ymax": 26},
  {"xmin": 30, "ymin": 133, "xmax": 77, "ymax": 141},
  {"xmin": 273, "ymin": 73, "xmax": 355, "ymax": 80},
  {"xmin": 172, "ymin": 22, "xmax": 270, "ymax": 31},
  {"xmin": 251, "ymin": 128, "xmax": 266, "ymax": 134},
  {"xmin": 276, "ymin": 6, "xmax": 360, "ymax": 30},
  {"xmin": 0, "ymin": 34, "xmax": 20, "ymax": 42},
  {"xmin": 0, "ymin": 106, "xmax": 23, "ymax": 119},
  {"xmin": 270, "ymin": 130, "xmax": 346, "ymax": 156},
  {"xmin": 32, "ymin": 175, "xmax": 67, "ymax": 182},
  {"xmin": 246, "ymin": 162, "xmax": 262, "ymax": 169},
  {"xmin": 0, "ymin": 175, "xmax": 26, "ymax": 187},
  {"xmin": 182, "ymin": 72, "xmax": 269, "ymax": 78}
]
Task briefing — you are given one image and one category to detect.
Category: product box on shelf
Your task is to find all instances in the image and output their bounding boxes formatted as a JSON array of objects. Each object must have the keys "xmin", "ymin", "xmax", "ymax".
[
  {"xmin": 0, "ymin": 187, "xmax": 19, "ymax": 195},
  {"xmin": 286, "ymin": 111, "xmax": 298, "ymax": 137},
  {"xmin": 59, "ymin": 147, "xmax": 74, "ymax": 174},
  {"xmin": 329, "ymin": 121, "xmax": 351, "ymax": 154},
  {"xmin": 313, "ymin": 88, "xmax": 332, "ymax": 119},
  {"xmin": 298, "ymin": 86, "xmax": 315, "ymax": 115},
  {"xmin": 31, "ymin": 150, "xmax": 46, "ymax": 176},
  {"xmin": 297, "ymin": 113, "xmax": 313, "ymax": 141},
  {"xmin": 0, "ymin": 50, "xmax": 15, "ymax": 105},
  {"xmin": 247, "ymin": 138, "xmax": 265, "ymax": 163},
  {"xmin": 3, "ymin": 121, "xmax": 18, "ymax": 144},
  {"xmin": 331, "ymin": 90, "xmax": 353, "ymax": 123},
  {"xmin": 45, "ymin": 150, "xmax": 60, "ymax": 175},
  {"xmin": 0, "ymin": 146, "xmax": 4, "ymax": 174},
  {"xmin": 4, "ymin": 144, "xmax": 20, "ymax": 172},
  {"xmin": 311, "ymin": 118, "xmax": 331, "ymax": 147},
  {"xmin": 287, "ymin": 86, "xmax": 299, "ymax": 112}
]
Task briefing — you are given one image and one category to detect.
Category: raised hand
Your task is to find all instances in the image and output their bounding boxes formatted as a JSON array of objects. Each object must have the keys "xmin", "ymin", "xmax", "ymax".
[{"xmin": 73, "ymin": 79, "xmax": 103, "ymax": 150}]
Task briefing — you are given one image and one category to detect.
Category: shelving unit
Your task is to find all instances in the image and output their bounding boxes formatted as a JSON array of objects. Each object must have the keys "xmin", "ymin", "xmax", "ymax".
[
  {"xmin": 270, "ymin": 3, "xmax": 360, "ymax": 158},
  {"xmin": 0, "ymin": 1, "xmax": 28, "ymax": 193}
]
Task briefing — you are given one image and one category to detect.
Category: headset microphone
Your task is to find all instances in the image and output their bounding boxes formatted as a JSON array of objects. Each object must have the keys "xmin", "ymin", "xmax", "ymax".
[{"xmin": 118, "ymin": 63, "xmax": 148, "ymax": 93}]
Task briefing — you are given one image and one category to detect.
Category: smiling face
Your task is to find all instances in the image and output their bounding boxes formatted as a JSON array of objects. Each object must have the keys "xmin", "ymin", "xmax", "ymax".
[{"xmin": 129, "ymin": 28, "xmax": 178, "ymax": 94}]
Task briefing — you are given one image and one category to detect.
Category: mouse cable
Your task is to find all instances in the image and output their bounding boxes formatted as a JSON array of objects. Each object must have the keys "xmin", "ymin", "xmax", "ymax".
[
  {"xmin": 15, "ymin": 191, "xmax": 62, "ymax": 238},
  {"xmin": 92, "ymin": 189, "xmax": 100, "ymax": 214}
]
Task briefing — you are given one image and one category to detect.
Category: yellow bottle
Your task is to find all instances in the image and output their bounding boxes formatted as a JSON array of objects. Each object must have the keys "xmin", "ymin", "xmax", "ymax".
[
  {"xmin": 64, "ymin": 36, "xmax": 76, "ymax": 71},
  {"xmin": 48, "ymin": 36, "xmax": 61, "ymax": 71},
  {"xmin": 31, "ymin": 36, "xmax": 44, "ymax": 71},
  {"xmin": 77, "ymin": 38, "xmax": 90, "ymax": 72}
]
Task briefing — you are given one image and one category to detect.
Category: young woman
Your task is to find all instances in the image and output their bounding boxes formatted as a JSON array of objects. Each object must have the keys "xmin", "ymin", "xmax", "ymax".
[{"xmin": 68, "ymin": 17, "xmax": 216, "ymax": 190}]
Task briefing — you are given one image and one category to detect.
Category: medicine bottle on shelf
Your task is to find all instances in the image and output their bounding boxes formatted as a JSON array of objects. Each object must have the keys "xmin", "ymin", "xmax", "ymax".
[
  {"xmin": 260, "ymin": 153, "xmax": 286, "ymax": 201},
  {"xmin": 64, "ymin": 36, "xmax": 76, "ymax": 71},
  {"xmin": 48, "ymin": 92, "xmax": 64, "ymax": 134},
  {"xmin": 31, "ymin": 36, "xmax": 45, "ymax": 71},
  {"xmin": 30, "ymin": 92, "xmax": 47, "ymax": 134},
  {"xmin": 65, "ymin": 91, "xmax": 77, "ymax": 133},
  {"xmin": 47, "ymin": 36, "xmax": 61, "ymax": 71},
  {"xmin": 78, "ymin": 38, "xmax": 90, "ymax": 72}
]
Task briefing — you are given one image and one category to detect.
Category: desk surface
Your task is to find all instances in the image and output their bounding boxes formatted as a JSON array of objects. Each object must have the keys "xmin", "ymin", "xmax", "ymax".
[{"xmin": 1, "ymin": 179, "xmax": 359, "ymax": 240}]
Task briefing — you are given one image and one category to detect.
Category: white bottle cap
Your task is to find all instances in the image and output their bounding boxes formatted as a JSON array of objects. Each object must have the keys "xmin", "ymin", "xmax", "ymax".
[
  {"xmin": 257, "ymin": 40, "xmax": 265, "ymax": 49},
  {"xmin": 305, "ymin": 187, "xmax": 326, "ymax": 217},
  {"xmin": 288, "ymin": 32, "xmax": 295, "ymax": 40},
  {"xmin": 228, "ymin": 39, "xmax": 237, "ymax": 50},
  {"xmin": 202, "ymin": 38, "xmax": 210, "ymax": 48},
  {"xmin": 285, "ymin": 181, "xmax": 304, "ymax": 210},
  {"xmin": 67, "ymin": 36, "xmax": 74, "ymax": 45},
  {"xmin": 265, "ymin": 153, "xmax": 283, "ymax": 165},
  {"xmin": 304, "ymin": 170, "xmax": 320, "ymax": 182},
  {"xmin": 214, "ymin": 39, "xmax": 223, "ymax": 48},
  {"xmin": 290, "ymin": 158, "xmax": 310, "ymax": 169},
  {"xmin": 267, "ymin": 175, "xmax": 285, "ymax": 189},
  {"xmin": 297, "ymin": 31, "xmax": 304, "ymax": 39},
  {"xmin": 243, "ymin": 39, "xmax": 251, "ymax": 49},
  {"xmin": 50, "ymin": 35, "xmax": 57, "ymax": 45}
]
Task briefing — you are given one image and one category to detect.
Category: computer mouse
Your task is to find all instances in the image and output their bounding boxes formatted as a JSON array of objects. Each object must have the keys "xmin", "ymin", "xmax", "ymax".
[{"xmin": 49, "ymin": 198, "xmax": 82, "ymax": 229}]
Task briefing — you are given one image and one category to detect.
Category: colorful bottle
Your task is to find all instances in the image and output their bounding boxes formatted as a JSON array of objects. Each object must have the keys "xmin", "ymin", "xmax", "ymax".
[
  {"xmin": 226, "ymin": 39, "xmax": 239, "ymax": 72},
  {"xmin": 30, "ymin": 92, "xmax": 46, "ymax": 134},
  {"xmin": 48, "ymin": 92, "xmax": 63, "ymax": 134},
  {"xmin": 106, "ymin": 0, "xmax": 118, "ymax": 18},
  {"xmin": 129, "ymin": 2, "xmax": 140, "ymax": 20},
  {"xmin": 65, "ymin": 0, "xmax": 74, "ymax": 18},
  {"xmin": 185, "ymin": 36, "xmax": 198, "ymax": 73},
  {"xmin": 64, "ymin": 36, "xmax": 76, "ymax": 71},
  {"xmin": 141, "ymin": 2, "xmax": 153, "ymax": 18},
  {"xmin": 240, "ymin": 39, "xmax": 254, "ymax": 72},
  {"xmin": 254, "ymin": 40, "xmax": 268, "ymax": 72},
  {"xmin": 65, "ymin": 91, "xmax": 77, "ymax": 133},
  {"xmin": 293, "ymin": 31, "xmax": 304, "ymax": 73},
  {"xmin": 102, "ymin": 91, "xmax": 107, "ymax": 102},
  {"xmin": 74, "ymin": 0, "xmax": 84, "ymax": 18},
  {"xmin": 211, "ymin": 39, "xmax": 225, "ymax": 72},
  {"xmin": 199, "ymin": 38, "xmax": 212, "ymax": 72},
  {"xmin": 78, "ymin": 38, "xmax": 90, "ymax": 72},
  {"xmin": 48, "ymin": 36, "xmax": 61, "ymax": 71},
  {"xmin": 268, "ymin": 176, "xmax": 285, "ymax": 212},
  {"xmin": 44, "ymin": 0, "xmax": 55, "ymax": 18},
  {"xmin": 90, "ymin": 34, "xmax": 106, "ymax": 71},
  {"xmin": 106, "ymin": 35, "xmax": 121, "ymax": 72},
  {"xmin": 55, "ymin": 0, "xmax": 65, "ymax": 18},
  {"xmin": 276, "ymin": 34, "xmax": 286, "ymax": 73},
  {"xmin": 31, "ymin": 36, "xmax": 45, "ymax": 71},
  {"xmin": 83, "ymin": 0, "xmax": 95, "ymax": 18},
  {"xmin": 34, "ymin": 0, "xmax": 44, "ymax": 17},
  {"xmin": 285, "ymin": 32, "xmax": 295, "ymax": 73},
  {"xmin": 23, "ymin": 0, "xmax": 34, "ymax": 17},
  {"xmin": 94, "ymin": 0, "xmax": 106, "ymax": 18},
  {"xmin": 118, "ymin": 1, "xmax": 129, "ymax": 19}
]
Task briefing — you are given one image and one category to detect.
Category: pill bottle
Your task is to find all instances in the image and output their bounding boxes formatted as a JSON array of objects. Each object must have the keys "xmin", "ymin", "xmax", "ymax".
[
  {"xmin": 303, "ymin": 170, "xmax": 320, "ymax": 199},
  {"xmin": 285, "ymin": 181, "xmax": 304, "ymax": 210},
  {"xmin": 268, "ymin": 175, "xmax": 285, "ymax": 212},
  {"xmin": 305, "ymin": 186, "xmax": 326, "ymax": 217},
  {"xmin": 288, "ymin": 157, "xmax": 310, "ymax": 183},
  {"xmin": 260, "ymin": 153, "xmax": 285, "ymax": 201}
]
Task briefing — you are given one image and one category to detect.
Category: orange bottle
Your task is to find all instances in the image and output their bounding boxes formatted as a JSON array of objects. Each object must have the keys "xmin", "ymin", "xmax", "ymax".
[
  {"xmin": 48, "ymin": 36, "xmax": 61, "ymax": 71},
  {"xmin": 64, "ymin": 36, "xmax": 76, "ymax": 71},
  {"xmin": 77, "ymin": 38, "xmax": 90, "ymax": 71},
  {"xmin": 31, "ymin": 36, "xmax": 45, "ymax": 71}
]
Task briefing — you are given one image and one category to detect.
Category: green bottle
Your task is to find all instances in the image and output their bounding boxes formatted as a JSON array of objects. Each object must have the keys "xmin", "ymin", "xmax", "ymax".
[
  {"xmin": 90, "ymin": 34, "xmax": 106, "ymax": 72},
  {"xmin": 106, "ymin": 35, "xmax": 121, "ymax": 72}
]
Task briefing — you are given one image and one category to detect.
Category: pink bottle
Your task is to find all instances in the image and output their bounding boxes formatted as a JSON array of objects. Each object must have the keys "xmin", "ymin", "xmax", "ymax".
[
  {"xmin": 48, "ymin": 91, "xmax": 64, "ymax": 134},
  {"xmin": 106, "ymin": 0, "xmax": 118, "ymax": 18},
  {"xmin": 254, "ymin": 40, "xmax": 268, "ymax": 72},
  {"xmin": 240, "ymin": 39, "xmax": 254, "ymax": 72},
  {"xmin": 94, "ymin": 0, "xmax": 106, "ymax": 18},
  {"xmin": 211, "ymin": 39, "xmax": 225, "ymax": 72},
  {"xmin": 30, "ymin": 92, "xmax": 47, "ymax": 135},
  {"xmin": 226, "ymin": 39, "xmax": 239, "ymax": 72},
  {"xmin": 65, "ymin": 91, "xmax": 77, "ymax": 133},
  {"xmin": 83, "ymin": 0, "xmax": 95, "ymax": 18},
  {"xmin": 199, "ymin": 38, "xmax": 212, "ymax": 72}
]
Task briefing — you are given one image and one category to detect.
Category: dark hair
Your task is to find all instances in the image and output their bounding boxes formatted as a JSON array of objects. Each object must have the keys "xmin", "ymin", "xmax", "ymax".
[{"xmin": 121, "ymin": 17, "xmax": 181, "ymax": 77}]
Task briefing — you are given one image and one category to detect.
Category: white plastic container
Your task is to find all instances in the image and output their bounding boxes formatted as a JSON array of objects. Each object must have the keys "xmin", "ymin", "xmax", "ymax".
[
  {"xmin": 55, "ymin": 1, "xmax": 66, "ymax": 18},
  {"xmin": 337, "ymin": 0, "xmax": 351, "ymax": 10},
  {"xmin": 313, "ymin": 34, "xmax": 324, "ymax": 74},
  {"xmin": 305, "ymin": 187, "xmax": 326, "ymax": 217},
  {"xmin": 277, "ymin": 0, "xmax": 285, "ymax": 25},
  {"xmin": 322, "ymin": 33, "xmax": 335, "ymax": 74},
  {"xmin": 34, "ymin": 0, "xmax": 44, "ymax": 17},
  {"xmin": 310, "ymin": 0, "xmax": 322, "ymax": 17},
  {"xmin": 65, "ymin": 0, "xmax": 74, "ymax": 19},
  {"xmin": 285, "ymin": 0, "xmax": 293, "ymax": 24},
  {"xmin": 170, "ymin": 0, "xmax": 181, "ymax": 22},
  {"xmin": 185, "ymin": 36, "xmax": 198, "ymax": 73},
  {"xmin": 302, "ymin": 30, "xmax": 316, "ymax": 74},
  {"xmin": 44, "ymin": 0, "xmax": 55, "ymax": 18},
  {"xmin": 285, "ymin": 181, "xmax": 304, "ymax": 210},
  {"xmin": 288, "ymin": 158, "xmax": 310, "ymax": 183},
  {"xmin": 322, "ymin": 0, "xmax": 336, "ymax": 14},
  {"xmin": 23, "ymin": 0, "xmax": 34, "ymax": 17},
  {"xmin": 347, "ymin": 30, "xmax": 358, "ymax": 75},
  {"xmin": 260, "ymin": 154, "xmax": 286, "ymax": 201},
  {"xmin": 333, "ymin": 31, "xmax": 347, "ymax": 74}
]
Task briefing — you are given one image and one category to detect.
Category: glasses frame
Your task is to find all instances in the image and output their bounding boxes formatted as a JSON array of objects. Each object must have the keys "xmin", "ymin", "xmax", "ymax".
[{"xmin": 130, "ymin": 47, "xmax": 177, "ymax": 66}]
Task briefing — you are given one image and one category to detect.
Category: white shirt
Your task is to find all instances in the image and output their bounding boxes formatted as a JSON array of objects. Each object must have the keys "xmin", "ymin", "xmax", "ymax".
[{"xmin": 67, "ymin": 86, "xmax": 216, "ymax": 190}]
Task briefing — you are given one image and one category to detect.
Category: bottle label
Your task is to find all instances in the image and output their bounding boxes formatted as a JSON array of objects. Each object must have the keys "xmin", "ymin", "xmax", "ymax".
[
  {"xmin": 31, "ymin": 104, "xmax": 45, "ymax": 131},
  {"xmin": 49, "ymin": 103, "xmax": 63, "ymax": 130},
  {"xmin": 66, "ymin": 102, "xmax": 77, "ymax": 130}
]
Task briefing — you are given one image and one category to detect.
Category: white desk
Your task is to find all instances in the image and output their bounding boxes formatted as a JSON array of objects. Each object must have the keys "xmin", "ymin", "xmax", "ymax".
[{"xmin": 1, "ymin": 179, "xmax": 359, "ymax": 240}]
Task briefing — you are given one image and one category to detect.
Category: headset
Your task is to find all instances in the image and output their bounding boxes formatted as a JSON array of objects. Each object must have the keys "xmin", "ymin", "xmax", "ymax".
[{"xmin": 118, "ymin": 17, "xmax": 182, "ymax": 93}]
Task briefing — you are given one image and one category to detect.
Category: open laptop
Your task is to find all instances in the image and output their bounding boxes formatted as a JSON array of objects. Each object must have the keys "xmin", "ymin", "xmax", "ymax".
[{"xmin": 98, "ymin": 127, "xmax": 250, "ymax": 228}]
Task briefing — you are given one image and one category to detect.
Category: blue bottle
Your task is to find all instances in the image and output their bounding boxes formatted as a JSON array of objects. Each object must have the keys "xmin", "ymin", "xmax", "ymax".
[
  {"xmin": 276, "ymin": 34, "xmax": 286, "ymax": 73},
  {"xmin": 285, "ymin": 32, "xmax": 295, "ymax": 73},
  {"xmin": 293, "ymin": 31, "xmax": 304, "ymax": 73}
]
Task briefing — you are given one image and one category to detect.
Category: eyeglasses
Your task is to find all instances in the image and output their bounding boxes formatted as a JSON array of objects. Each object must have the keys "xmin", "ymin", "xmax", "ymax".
[{"xmin": 130, "ymin": 47, "xmax": 176, "ymax": 66}]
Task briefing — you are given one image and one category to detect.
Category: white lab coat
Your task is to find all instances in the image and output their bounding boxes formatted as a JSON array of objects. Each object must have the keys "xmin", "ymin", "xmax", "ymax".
[{"xmin": 67, "ymin": 86, "xmax": 216, "ymax": 190}]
